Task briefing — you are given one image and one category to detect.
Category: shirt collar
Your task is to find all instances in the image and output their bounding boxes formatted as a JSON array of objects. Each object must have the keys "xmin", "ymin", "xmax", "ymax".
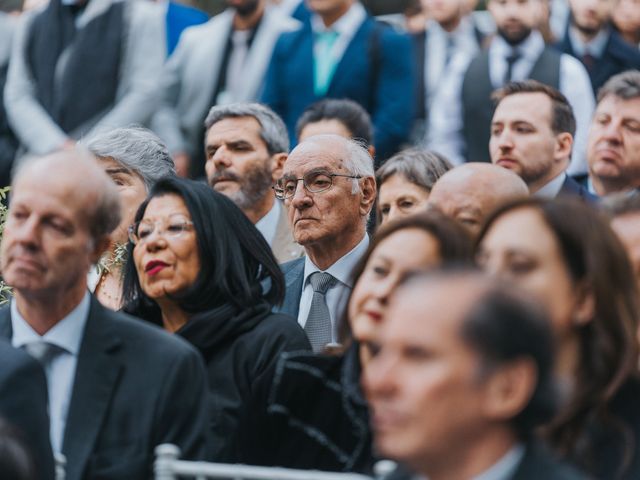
[
  {"xmin": 11, "ymin": 292, "xmax": 91, "ymax": 356},
  {"xmin": 568, "ymin": 25, "xmax": 609, "ymax": 57},
  {"xmin": 533, "ymin": 171, "xmax": 567, "ymax": 199},
  {"xmin": 303, "ymin": 234, "xmax": 369, "ymax": 289},
  {"xmin": 426, "ymin": 15, "xmax": 475, "ymax": 45},
  {"xmin": 311, "ymin": 1, "xmax": 366, "ymax": 36},
  {"xmin": 493, "ymin": 30, "xmax": 544, "ymax": 62},
  {"xmin": 472, "ymin": 443, "xmax": 526, "ymax": 480},
  {"xmin": 255, "ymin": 200, "xmax": 281, "ymax": 246}
]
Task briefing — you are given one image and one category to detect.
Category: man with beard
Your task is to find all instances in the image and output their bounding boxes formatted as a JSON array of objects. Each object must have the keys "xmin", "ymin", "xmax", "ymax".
[
  {"xmin": 427, "ymin": 0, "xmax": 594, "ymax": 178},
  {"xmin": 204, "ymin": 103, "xmax": 304, "ymax": 263},
  {"xmin": 557, "ymin": 0, "xmax": 640, "ymax": 96},
  {"xmin": 152, "ymin": 0, "xmax": 300, "ymax": 178},
  {"xmin": 490, "ymin": 80, "xmax": 596, "ymax": 200}
]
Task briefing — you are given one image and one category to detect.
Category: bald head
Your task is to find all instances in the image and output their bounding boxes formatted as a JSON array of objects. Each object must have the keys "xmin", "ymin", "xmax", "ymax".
[
  {"xmin": 428, "ymin": 163, "xmax": 529, "ymax": 238},
  {"xmin": 13, "ymin": 148, "xmax": 122, "ymax": 241}
]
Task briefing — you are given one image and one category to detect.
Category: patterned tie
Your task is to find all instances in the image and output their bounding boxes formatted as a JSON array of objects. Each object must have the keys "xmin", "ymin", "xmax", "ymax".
[
  {"xmin": 313, "ymin": 30, "xmax": 340, "ymax": 97},
  {"xmin": 304, "ymin": 272, "xmax": 337, "ymax": 352},
  {"xmin": 504, "ymin": 49, "xmax": 521, "ymax": 85}
]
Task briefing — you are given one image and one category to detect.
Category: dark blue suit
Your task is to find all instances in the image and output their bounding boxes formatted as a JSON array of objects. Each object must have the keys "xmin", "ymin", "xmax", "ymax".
[
  {"xmin": 261, "ymin": 17, "xmax": 415, "ymax": 162},
  {"xmin": 560, "ymin": 175, "xmax": 598, "ymax": 203},
  {"xmin": 277, "ymin": 257, "xmax": 305, "ymax": 319},
  {"xmin": 556, "ymin": 28, "xmax": 640, "ymax": 96},
  {"xmin": 165, "ymin": 1, "xmax": 208, "ymax": 56}
]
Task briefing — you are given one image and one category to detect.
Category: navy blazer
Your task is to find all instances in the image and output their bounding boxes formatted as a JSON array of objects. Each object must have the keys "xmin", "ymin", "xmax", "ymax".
[
  {"xmin": 261, "ymin": 16, "xmax": 415, "ymax": 162},
  {"xmin": 559, "ymin": 175, "xmax": 598, "ymax": 203},
  {"xmin": 277, "ymin": 257, "xmax": 305, "ymax": 320},
  {"xmin": 0, "ymin": 340, "xmax": 54, "ymax": 480},
  {"xmin": 556, "ymin": 28, "xmax": 640, "ymax": 96},
  {"xmin": 0, "ymin": 296, "xmax": 211, "ymax": 480}
]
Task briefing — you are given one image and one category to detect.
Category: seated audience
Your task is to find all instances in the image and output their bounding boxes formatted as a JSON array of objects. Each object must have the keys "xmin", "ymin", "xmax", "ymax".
[
  {"xmin": 0, "ymin": 150, "xmax": 210, "ymax": 479},
  {"xmin": 376, "ymin": 149, "xmax": 452, "ymax": 225},
  {"xmin": 490, "ymin": 81, "xmax": 595, "ymax": 201},
  {"xmin": 296, "ymin": 98, "xmax": 375, "ymax": 157},
  {"xmin": 365, "ymin": 270, "xmax": 585, "ymax": 480},
  {"xmin": 238, "ymin": 212, "xmax": 473, "ymax": 473},
  {"xmin": 122, "ymin": 177, "xmax": 310, "ymax": 461},
  {"xmin": 428, "ymin": 163, "xmax": 529, "ymax": 238},
  {"xmin": 83, "ymin": 126, "xmax": 176, "ymax": 309},
  {"xmin": 275, "ymin": 135, "xmax": 377, "ymax": 352},
  {"xmin": 602, "ymin": 191, "xmax": 640, "ymax": 291},
  {"xmin": 204, "ymin": 103, "xmax": 304, "ymax": 263},
  {"xmin": 477, "ymin": 198, "xmax": 640, "ymax": 479},
  {"xmin": 587, "ymin": 70, "xmax": 640, "ymax": 196}
]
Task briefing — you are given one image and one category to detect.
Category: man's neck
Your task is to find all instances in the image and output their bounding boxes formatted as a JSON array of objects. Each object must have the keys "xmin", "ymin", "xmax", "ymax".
[
  {"xmin": 305, "ymin": 228, "xmax": 365, "ymax": 271},
  {"xmin": 318, "ymin": 1, "xmax": 353, "ymax": 28},
  {"xmin": 233, "ymin": 2, "xmax": 264, "ymax": 30},
  {"xmin": 591, "ymin": 174, "xmax": 635, "ymax": 196},
  {"xmin": 244, "ymin": 194, "xmax": 275, "ymax": 225},
  {"xmin": 14, "ymin": 286, "xmax": 87, "ymax": 336},
  {"xmin": 528, "ymin": 164, "xmax": 567, "ymax": 194},
  {"xmin": 419, "ymin": 429, "xmax": 519, "ymax": 480}
]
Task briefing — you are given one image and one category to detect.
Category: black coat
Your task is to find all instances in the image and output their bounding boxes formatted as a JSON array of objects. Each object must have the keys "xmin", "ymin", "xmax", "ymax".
[
  {"xmin": 237, "ymin": 343, "xmax": 376, "ymax": 473},
  {"xmin": 175, "ymin": 302, "xmax": 311, "ymax": 461}
]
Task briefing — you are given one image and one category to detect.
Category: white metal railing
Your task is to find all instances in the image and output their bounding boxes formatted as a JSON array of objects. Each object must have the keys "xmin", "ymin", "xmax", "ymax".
[{"xmin": 154, "ymin": 444, "xmax": 397, "ymax": 480}]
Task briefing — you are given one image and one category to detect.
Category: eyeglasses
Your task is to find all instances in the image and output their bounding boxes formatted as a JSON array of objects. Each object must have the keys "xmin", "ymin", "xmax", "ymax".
[
  {"xmin": 273, "ymin": 171, "xmax": 362, "ymax": 200},
  {"xmin": 128, "ymin": 214, "xmax": 194, "ymax": 245}
]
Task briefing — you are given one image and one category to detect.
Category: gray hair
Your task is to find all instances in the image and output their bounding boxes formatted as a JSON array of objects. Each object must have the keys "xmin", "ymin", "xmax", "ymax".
[
  {"xmin": 82, "ymin": 126, "xmax": 176, "ymax": 191},
  {"xmin": 376, "ymin": 149, "xmax": 453, "ymax": 192},
  {"xmin": 204, "ymin": 103, "xmax": 290, "ymax": 154},
  {"xmin": 597, "ymin": 70, "xmax": 640, "ymax": 103}
]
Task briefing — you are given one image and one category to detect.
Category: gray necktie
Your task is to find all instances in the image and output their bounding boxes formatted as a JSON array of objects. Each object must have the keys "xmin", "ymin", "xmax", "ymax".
[
  {"xmin": 23, "ymin": 341, "xmax": 63, "ymax": 372},
  {"xmin": 504, "ymin": 49, "xmax": 521, "ymax": 85},
  {"xmin": 305, "ymin": 272, "xmax": 337, "ymax": 353}
]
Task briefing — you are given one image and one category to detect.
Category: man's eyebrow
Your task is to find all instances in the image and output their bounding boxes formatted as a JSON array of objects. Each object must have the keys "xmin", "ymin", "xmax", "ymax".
[{"xmin": 105, "ymin": 167, "xmax": 131, "ymax": 176}]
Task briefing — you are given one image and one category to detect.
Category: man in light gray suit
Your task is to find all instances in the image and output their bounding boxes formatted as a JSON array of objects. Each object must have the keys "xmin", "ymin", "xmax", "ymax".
[
  {"xmin": 152, "ymin": 0, "xmax": 300, "ymax": 178},
  {"xmin": 4, "ymin": 0, "xmax": 165, "ymax": 156},
  {"xmin": 275, "ymin": 134, "xmax": 376, "ymax": 352},
  {"xmin": 204, "ymin": 102, "xmax": 304, "ymax": 264}
]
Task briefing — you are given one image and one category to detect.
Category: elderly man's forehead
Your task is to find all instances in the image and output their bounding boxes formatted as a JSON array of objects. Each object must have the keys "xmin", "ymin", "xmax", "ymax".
[{"xmin": 284, "ymin": 141, "xmax": 347, "ymax": 174}]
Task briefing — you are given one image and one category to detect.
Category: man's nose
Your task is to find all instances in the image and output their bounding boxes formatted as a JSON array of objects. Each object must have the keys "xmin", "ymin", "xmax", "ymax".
[
  {"xmin": 290, "ymin": 179, "xmax": 312, "ymax": 208},
  {"xmin": 213, "ymin": 146, "xmax": 232, "ymax": 168},
  {"xmin": 601, "ymin": 120, "xmax": 623, "ymax": 145}
]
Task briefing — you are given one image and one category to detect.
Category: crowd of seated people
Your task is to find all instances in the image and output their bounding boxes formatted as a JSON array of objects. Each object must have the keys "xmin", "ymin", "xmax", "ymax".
[{"xmin": 0, "ymin": 0, "xmax": 640, "ymax": 478}]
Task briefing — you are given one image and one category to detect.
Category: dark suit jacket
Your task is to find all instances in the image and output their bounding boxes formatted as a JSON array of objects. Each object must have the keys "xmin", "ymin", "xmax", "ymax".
[
  {"xmin": 557, "ymin": 28, "xmax": 640, "ymax": 96},
  {"xmin": 559, "ymin": 175, "xmax": 598, "ymax": 202},
  {"xmin": 261, "ymin": 16, "xmax": 415, "ymax": 162},
  {"xmin": 276, "ymin": 257, "xmax": 305, "ymax": 319},
  {"xmin": 0, "ymin": 296, "xmax": 211, "ymax": 480},
  {"xmin": 383, "ymin": 441, "xmax": 587, "ymax": 480},
  {"xmin": 0, "ymin": 340, "xmax": 54, "ymax": 480}
]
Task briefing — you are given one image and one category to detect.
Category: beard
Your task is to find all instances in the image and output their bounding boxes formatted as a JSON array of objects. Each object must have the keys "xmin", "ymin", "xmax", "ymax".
[
  {"xmin": 229, "ymin": 0, "xmax": 261, "ymax": 17},
  {"xmin": 497, "ymin": 25, "xmax": 532, "ymax": 45},
  {"xmin": 208, "ymin": 162, "xmax": 273, "ymax": 211}
]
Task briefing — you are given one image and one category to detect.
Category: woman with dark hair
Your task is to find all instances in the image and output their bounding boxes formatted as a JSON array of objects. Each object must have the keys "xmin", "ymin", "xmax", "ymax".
[
  {"xmin": 238, "ymin": 211, "xmax": 473, "ymax": 473},
  {"xmin": 122, "ymin": 176, "xmax": 310, "ymax": 461},
  {"xmin": 476, "ymin": 197, "xmax": 640, "ymax": 479}
]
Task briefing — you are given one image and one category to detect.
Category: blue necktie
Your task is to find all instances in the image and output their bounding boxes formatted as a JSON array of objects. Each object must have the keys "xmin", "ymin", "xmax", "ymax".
[{"xmin": 314, "ymin": 30, "xmax": 340, "ymax": 97}]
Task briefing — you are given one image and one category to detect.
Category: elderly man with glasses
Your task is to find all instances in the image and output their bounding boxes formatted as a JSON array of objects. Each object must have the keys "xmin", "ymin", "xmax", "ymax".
[{"xmin": 275, "ymin": 134, "xmax": 376, "ymax": 352}]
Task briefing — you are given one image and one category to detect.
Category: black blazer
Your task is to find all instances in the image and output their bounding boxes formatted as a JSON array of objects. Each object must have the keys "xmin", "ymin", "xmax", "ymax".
[
  {"xmin": 383, "ymin": 441, "xmax": 587, "ymax": 480},
  {"xmin": 559, "ymin": 175, "xmax": 598, "ymax": 203},
  {"xmin": 0, "ymin": 296, "xmax": 211, "ymax": 480},
  {"xmin": 0, "ymin": 339, "xmax": 54, "ymax": 480},
  {"xmin": 556, "ymin": 28, "xmax": 640, "ymax": 95}
]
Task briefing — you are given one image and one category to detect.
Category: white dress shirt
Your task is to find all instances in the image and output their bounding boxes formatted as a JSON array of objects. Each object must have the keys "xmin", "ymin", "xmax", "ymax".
[
  {"xmin": 255, "ymin": 200, "xmax": 281, "ymax": 247},
  {"xmin": 297, "ymin": 235, "xmax": 369, "ymax": 341},
  {"xmin": 427, "ymin": 30, "xmax": 594, "ymax": 176},
  {"xmin": 310, "ymin": 1, "xmax": 366, "ymax": 69},
  {"xmin": 534, "ymin": 172, "xmax": 566, "ymax": 199},
  {"xmin": 11, "ymin": 292, "xmax": 91, "ymax": 454},
  {"xmin": 568, "ymin": 25, "xmax": 609, "ymax": 58},
  {"xmin": 472, "ymin": 444, "xmax": 525, "ymax": 480}
]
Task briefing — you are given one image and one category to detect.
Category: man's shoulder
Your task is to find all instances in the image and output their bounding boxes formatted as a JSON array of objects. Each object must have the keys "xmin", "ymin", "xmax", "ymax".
[{"xmin": 280, "ymin": 257, "xmax": 305, "ymax": 277}]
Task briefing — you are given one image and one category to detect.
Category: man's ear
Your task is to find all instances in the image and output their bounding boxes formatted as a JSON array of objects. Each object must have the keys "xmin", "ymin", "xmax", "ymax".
[
  {"xmin": 271, "ymin": 153, "xmax": 288, "ymax": 182},
  {"xmin": 481, "ymin": 359, "xmax": 538, "ymax": 423},
  {"xmin": 554, "ymin": 132, "xmax": 573, "ymax": 163},
  {"xmin": 90, "ymin": 236, "xmax": 112, "ymax": 265},
  {"xmin": 360, "ymin": 176, "xmax": 377, "ymax": 216}
]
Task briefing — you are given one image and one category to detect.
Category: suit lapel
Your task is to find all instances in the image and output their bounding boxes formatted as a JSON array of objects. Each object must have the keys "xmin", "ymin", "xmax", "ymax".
[
  {"xmin": 328, "ymin": 18, "xmax": 371, "ymax": 93},
  {"xmin": 62, "ymin": 297, "xmax": 123, "ymax": 480},
  {"xmin": 279, "ymin": 258, "xmax": 305, "ymax": 319},
  {"xmin": 0, "ymin": 307, "xmax": 12, "ymax": 339}
]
